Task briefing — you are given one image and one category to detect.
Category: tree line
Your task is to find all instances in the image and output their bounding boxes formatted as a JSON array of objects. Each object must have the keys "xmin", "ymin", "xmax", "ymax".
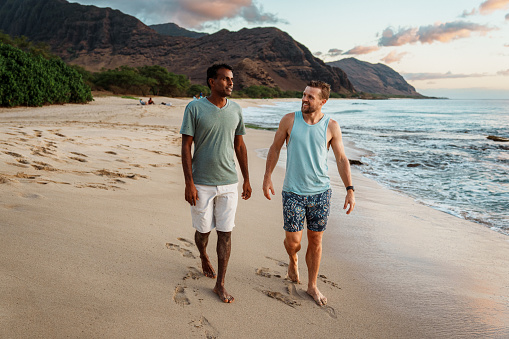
[
  {"xmin": 73, "ymin": 65, "xmax": 311, "ymax": 99},
  {"xmin": 76, "ymin": 66, "xmax": 351, "ymax": 99}
]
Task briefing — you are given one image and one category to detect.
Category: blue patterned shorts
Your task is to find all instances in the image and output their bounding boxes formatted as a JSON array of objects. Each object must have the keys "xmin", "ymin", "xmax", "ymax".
[{"xmin": 282, "ymin": 189, "xmax": 332, "ymax": 232}]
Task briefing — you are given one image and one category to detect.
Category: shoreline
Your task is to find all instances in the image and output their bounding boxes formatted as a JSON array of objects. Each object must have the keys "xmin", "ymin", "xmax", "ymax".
[{"xmin": 1, "ymin": 96, "xmax": 508, "ymax": 338}]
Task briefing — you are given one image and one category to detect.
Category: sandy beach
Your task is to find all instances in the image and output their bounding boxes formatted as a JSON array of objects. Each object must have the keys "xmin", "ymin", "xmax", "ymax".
[{"xmin": 1, "ymin": 96, "xmax": 508, "ymax": 338}]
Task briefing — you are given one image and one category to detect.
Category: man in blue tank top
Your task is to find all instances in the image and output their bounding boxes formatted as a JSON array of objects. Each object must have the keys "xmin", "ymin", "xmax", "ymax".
[
  {"xmin": 181, "ymin": 64, "xmax": 252, "ymax": 303},
  {"xmin": 263, "ymin": 80, "xmax": 355, "ymax": 306}
]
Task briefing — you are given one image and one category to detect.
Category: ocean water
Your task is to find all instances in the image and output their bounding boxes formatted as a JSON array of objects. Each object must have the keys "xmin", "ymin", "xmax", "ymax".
[{"xmin": 243, "ymin": 99, "xmax": 509, "ymax": 235}]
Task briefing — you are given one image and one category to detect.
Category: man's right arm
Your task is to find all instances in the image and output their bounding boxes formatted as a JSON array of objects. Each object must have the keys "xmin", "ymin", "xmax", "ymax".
[
  {"xmin": 263, "ymin": 113, "xmax": 294, "ymax": 200},
  {"xmin": 181, "ymin": 134, "xmax": 198, "ymax": 206}
]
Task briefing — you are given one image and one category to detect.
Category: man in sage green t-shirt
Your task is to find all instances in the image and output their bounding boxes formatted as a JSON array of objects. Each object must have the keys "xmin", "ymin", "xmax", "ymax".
[{"xmin": 180, "ymin": 64, "xmax": 251, "ymax": 303}]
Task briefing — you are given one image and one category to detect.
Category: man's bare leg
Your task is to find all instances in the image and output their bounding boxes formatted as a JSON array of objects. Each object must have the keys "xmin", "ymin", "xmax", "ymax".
[
  {"xmin": 284, "ymin": 230, "xmax": 303, "ymax": 283},
  {"xmin": 213, "ymin": 231, "xmax": 234, "ymax": 303},
  {"xmin": 195, "ymin": 230, "xmax": 216, "ymax": 278},
  {"xmin": 306, "ymin": 229, "xmax": 327, "ymax": 306}
]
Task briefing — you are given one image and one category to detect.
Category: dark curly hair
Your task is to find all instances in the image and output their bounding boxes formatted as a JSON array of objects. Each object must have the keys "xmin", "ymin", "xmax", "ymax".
[{"xmin": 206, "ymin": 64, "xmax": 233, "ymax": 89}]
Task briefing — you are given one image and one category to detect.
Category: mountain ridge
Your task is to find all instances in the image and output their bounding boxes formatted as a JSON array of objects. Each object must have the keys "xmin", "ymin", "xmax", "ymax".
[
  {"xmin": 327, "ymin": 58, "xmax": 422, "ymax": 96},
  {"xmin": 149, "ymin": 23, "xmax": 208, "ymax": 38}
]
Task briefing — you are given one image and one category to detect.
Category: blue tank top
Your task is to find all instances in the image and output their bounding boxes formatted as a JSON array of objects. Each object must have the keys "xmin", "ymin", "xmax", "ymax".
[{"xmin": 283, "ymin": 111, "xmax": 330, "ymax": 195}]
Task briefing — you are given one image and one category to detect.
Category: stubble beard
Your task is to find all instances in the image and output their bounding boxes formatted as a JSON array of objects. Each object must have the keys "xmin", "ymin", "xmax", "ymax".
[{"xmin": 301, "ymin": 103, "xmax": 314, "ymax": 114}]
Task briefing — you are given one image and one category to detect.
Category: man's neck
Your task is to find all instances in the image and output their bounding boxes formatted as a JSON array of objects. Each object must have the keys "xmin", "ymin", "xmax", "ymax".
[
  {"xmin": 207, "ymin": 93, "xmax": 228, "ymax": 108},
  {"xmin": 302, "ymin": 110, "xmax": 324, "ymax": 125}
]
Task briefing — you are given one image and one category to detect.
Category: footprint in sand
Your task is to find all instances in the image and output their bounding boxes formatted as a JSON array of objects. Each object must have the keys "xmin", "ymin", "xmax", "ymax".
[
  {"xmin": 177, "ymin": 237, "xmax": 195, "ymax": 247},
  {"xmin": 284, "ymin": 281, "xmax": 305, "ymax": 300},
  {"xmin": 173, "ymin": 285, "xmax": 190, "ymax": 306},
  {"xmin": 318, "ymin": 274, "xmax": 341, "ymax": 289},
  {"xmin": 184, "ymin": 267, "xmax": 202, "ymax": 280},
  {"xmin": 166, "ymin": 243, "xmax": 196, "ymax": 259},
  {"xmin": 31, "ymin": 161, "xmax": 58, "ymax": 171},
  {"xmin": 8, "ymin": 162, "xmax": 30, "ymax": 168},
  {"xmin": 69, "ymin": 157, "xmax": 88, "ymax": 162},
  {"xmin": 94, "ymin": 169, "xmax": 147, "ymax": 180},
  {"xmin": 190, "ymin": 316, "xmax": 219, "ymax": 339},
  {"xmin": 260, "ymin": 289, "xmax": 301, "ymax": 308},
  {"xmin": 18, "ymin": 192, "xmax": 44, "ymax": 199},
  {"xmin": 265, "ymin": 256, "xmax": 289, "ymax": 267},
  {"xmin": 4, "ymin": 151, "xmax": 23, "ymax": 158},
  {"xmin": 256, "ymin": 267, "xmax": 282, "ymax": 279},
  {"xmin": 15, "ymin": 172, "xmax": 40, "ymax": 180},
  {"xmin": 70, "ymin": 152, "xmax": 88, "ymax": 158},
  {"xmin": 322, "ymin": 305, "xmax": 338, "ymax": 319}
]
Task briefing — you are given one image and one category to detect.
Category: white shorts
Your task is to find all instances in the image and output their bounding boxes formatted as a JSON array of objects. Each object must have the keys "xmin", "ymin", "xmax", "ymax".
[{"xmin": 191, "ymin": 183, "xmax": 238, "ymax": 233}]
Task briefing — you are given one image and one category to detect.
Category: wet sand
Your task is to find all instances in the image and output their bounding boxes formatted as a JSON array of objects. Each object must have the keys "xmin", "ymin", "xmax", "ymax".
[{"xmin": 1, "ymin": 96, "xmax": 508, "ymax": 338}]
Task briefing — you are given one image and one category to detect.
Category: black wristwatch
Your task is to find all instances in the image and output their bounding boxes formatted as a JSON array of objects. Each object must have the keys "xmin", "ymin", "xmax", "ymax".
[{"xmin": 346, "ymin": 186, "xmax": 355, "ymax": 192}]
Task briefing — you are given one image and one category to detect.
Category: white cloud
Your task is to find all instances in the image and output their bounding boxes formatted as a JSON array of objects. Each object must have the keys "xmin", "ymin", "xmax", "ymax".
[
  {"xmin": 70, "ymin": 0, "xmax": 287, "ymax": 27},
  {"xmin": 381, "ymin": 51, "xmax": 408, "ymax": 63},
  {"xmin": 379, "ymin": 21, "xmax": 495, "ymax": 46},
  {"xmin": 461, "ymin": 0, "xmax": 509, "ymax": 17},
  {"xmin": 344, "ymin": 45, "xmax": 380, "ymax": 55},
  {"xmin": 479, "ymin": 0, "xmax": 509, "ymax": 15}
]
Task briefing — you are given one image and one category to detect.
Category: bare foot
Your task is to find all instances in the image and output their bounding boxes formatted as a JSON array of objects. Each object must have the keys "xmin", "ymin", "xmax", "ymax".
[
  {"xmin": 200, "ymin": 256, "xmax": 217, "ymax": 279},
  {"xmin": 213, "ymin": 285, "xmax": 234, "ymax": 303},
  {"xmin": 286, "ymin": 254, "xmax": 300, "ymax": 283},
  {"xmin": 307, "ymin": 286, "xmax": 327, "ymax": 306}
]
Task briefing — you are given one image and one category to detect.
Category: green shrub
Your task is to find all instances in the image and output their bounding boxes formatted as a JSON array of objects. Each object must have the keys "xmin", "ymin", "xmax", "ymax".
[
  {"xmin": 0, "ymin": 42, "xmax": 92, "ymax": 107},
  {"xmin": 187, "ymin": 84, "xmax": 210, "ymax": 97}
]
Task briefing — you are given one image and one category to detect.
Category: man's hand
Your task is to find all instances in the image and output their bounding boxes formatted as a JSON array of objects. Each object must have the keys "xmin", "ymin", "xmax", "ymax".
[
  {"xmin": 185, "ymin": 183, "xmax": 198, "ymax": 206},
  {"xmin": 242, "ymin": 180, "xmax": 252, "ymax": 200},
  {"xmin": 343, "ymin": 191, "xmax": 355, "ymax": 214},
  {"xmin": 263, "ymin": 176, "xmax": 275, "ymax": 200}
]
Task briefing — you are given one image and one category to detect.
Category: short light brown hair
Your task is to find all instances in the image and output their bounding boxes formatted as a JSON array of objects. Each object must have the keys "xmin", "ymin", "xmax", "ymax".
[{"xmin": 307, "ymin": 80, "xmax": 330, "ymax": 100}]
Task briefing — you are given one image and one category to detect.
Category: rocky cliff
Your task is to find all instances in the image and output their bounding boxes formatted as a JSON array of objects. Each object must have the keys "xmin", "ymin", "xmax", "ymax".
[
  {"xmin": 327, "ymin": 58, "xmax": 422, "ymax": 96},
  {"xmin": 149, "ymin": 23, "xmax": 208, "ymax": 38},
  {"xmin": 0, "ymin": 0, "xmax": 354, "ymax": 93}
]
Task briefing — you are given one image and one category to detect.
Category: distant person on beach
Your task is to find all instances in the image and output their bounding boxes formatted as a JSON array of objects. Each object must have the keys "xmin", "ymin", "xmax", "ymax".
[
  {"xmin": 262, "ymin": 80, "xmax": 355, "ymax": 306},
  {"xmin": 139, "ymin": 99, "xmax": 146, "ymax": 105},
  {"xmin": 180, "ymin": 63, "xmax": 251, "ymax": 303},
  {"xmin": 148, "ymin": 98, "xmax": 154, "ymax": 105}
]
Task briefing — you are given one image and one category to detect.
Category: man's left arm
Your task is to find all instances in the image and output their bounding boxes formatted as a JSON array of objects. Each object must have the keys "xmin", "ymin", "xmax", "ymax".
[
  {"xmin": 234, "ymin": 135, "xmax": 252, "ymax": 200},
  {"xmin": 329, "ymin": 120, "xmax": 355, "ymax": 214}
]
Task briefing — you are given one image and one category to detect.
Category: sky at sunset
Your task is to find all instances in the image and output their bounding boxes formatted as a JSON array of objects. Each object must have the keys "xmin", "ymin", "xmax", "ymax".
[{"xmin": 70, "ymin": 0, "xmax": 509, "ymax": 99}]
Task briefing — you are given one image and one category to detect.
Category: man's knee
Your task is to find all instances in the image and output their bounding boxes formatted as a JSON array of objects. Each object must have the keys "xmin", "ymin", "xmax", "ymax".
[
  {"xmin": 195, "ymin": 230, "xmax": 211, "ymax": 241},
  {"xmin": 307, "ymin": 231, "xmax": 323, "ymax": 248},
  {"xmin": 284, "ymin": 235, "xmax": 301, "ymax": 252},
  {"xmin": 217, "ymin": 231, "xmax": 231, "ymax": 240}
]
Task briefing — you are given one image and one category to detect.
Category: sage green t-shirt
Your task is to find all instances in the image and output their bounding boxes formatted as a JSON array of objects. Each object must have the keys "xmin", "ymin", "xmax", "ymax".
[{"xmin": 180, "ymin": 98, "xmax": 246, "ymax": 185}]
